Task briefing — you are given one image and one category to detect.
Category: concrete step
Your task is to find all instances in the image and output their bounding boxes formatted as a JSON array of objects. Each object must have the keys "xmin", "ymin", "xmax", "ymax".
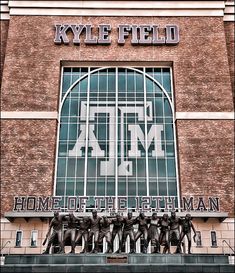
[{"xmin": 1, "ymin": 263, "xmax": 234, "ymax": 273}]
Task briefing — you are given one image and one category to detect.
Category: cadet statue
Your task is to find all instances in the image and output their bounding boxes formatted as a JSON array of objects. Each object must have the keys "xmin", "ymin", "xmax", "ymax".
[
  {"xmin": 62, "ymin": 213, "xmax": 78, "ymax": 254},
  {"xmin": 147, "ymin": 212, "xmax": 160, "ymax": 253},
  {"xmin": 169, "ymin": 210, "xmax": 181, "ymax": 254},
  {"xmin": 99, "ymin": 215, "xmax": 112, "ymax": 253},
  {"xmin": 42, "ymin": 212, "xmax": 64, "ymax": 254},
  {"xmin": 111, "ymin": 214, "xmax": 123, "ymax": 253},
  {"xmin": 88, "ymin": 210, "xmax": 101, "ymax": 253},
  {"xmin": 121, "ymin": 211, "xmax": 138, "ymax": 254},
  {"xmin": 76, "ymin": 216, "xmax": 90, "ymax": 253},
  {"xmin": 135, "ymin": 212, "xmax": 149, "ymax": 253},
  {"xmin": 159, "ymin": 213, "xmax": 170, "ymax": 254},
  {"xmin": 177, "ymin": 213, "xmax": 196, "ymax": 254}
]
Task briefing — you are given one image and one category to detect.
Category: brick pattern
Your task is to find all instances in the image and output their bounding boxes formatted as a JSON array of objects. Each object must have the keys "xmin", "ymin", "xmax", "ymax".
[
  {"xmin": 224, "ymin": 22, "xmax": 235, "ymax": 97},
  {"xmin": 0, "ymin": 120, "xmax": 57, "ymax": 216},
  {"xmin": 1, "ymin": 16, "xmax": 233, "ymax": 112},
  {"xmin": 0, "ymin": 20, "xmax": 9, "ymax": 85},
  {"xmin": 177, "ymin": 120, "xmax": 234, "ymax": 216},
  {"xmin": 0, "ymin": 16, "xmax": 234, "ymax": 217}
]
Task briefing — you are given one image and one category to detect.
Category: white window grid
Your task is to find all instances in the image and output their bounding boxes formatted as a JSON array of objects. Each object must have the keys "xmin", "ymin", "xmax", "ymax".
[{"xmin": 54, "ymin": 66, "xmax": 180, "ymax": 210}]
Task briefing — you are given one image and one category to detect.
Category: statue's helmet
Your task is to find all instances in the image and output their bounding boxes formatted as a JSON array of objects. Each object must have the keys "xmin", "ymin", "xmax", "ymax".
[
  {"xmin": 152, "ymin": 212, "xmax": 157, "ymax": 219},
  {"xmin": 139, "ymin": 212, "xmax": 145, "ymax": 219},
  {"xmin": 127, "ymin": 211, "xmax": 132, "ymax": 218},
  {"xmin": 185, "ymin": 213, "xmax": 191, "ymax": 220},
  {"xmin": 92, "ymin": 210, "xmax": 97, "ymax": 216},
  {"xmin": 171, "ymin": 210, "xmax": 176, "ymax": 218},
  {"xmin": 54, "ymin": 211, "xmax": 59, "ymax": 217},
  {"xmin": 163, "ymin": 213, "xmax": 168, "ymax": 220}
]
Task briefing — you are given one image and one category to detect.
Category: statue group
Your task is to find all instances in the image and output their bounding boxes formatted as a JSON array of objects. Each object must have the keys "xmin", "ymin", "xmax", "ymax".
[{"xmin": 42, "ymin": 210, "xmax": 196, "ymax": 255}]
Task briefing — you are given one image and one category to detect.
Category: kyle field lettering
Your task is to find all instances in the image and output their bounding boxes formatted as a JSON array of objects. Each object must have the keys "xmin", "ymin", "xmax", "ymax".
[{"xmin": 54, "ymin": 24, "xmax": 179, "ymax": 45}]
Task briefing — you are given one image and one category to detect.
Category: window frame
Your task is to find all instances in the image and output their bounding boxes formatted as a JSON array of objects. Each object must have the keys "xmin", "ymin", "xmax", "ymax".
[
  {"xmin": 211, "ymin": 230, "xmax": 218, "ymax": 248},
  {"xmin": 54, "ymin": 65, "xmax": 180, "ymax": 210},
  {"xmin": 30, "ymin": 230, "xmax": 38, "ymax": 248},
  {"xmin": 15, "ymin": 230, "xmax": 23, "ymax": 248}
]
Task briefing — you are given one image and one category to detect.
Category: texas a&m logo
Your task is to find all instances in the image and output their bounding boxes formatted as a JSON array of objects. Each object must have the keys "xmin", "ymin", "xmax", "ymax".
[{"xmin": 69, "ymin": 101, "xmax": 165, "ymax": 176}]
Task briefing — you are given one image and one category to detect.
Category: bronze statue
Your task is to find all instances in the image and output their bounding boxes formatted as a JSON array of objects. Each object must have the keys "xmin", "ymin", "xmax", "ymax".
[
  {"xmin": 177, "ymin": 213, "xmax": 196, "ymax": 254},
  {"xmin": 111, "ymin": 214, "xmax": 123, "ymax": 253},
  {"xmin": 147, "ymin": 212, "xmax": 160, "ymax": 253},
  {"xmin": 135, "ymin": 212, "xmax": 149, "ymax": 253},
  {"xmin": 41, "ymin": 210, "xmax": 200, "ymax": 256},
  {"xmin": 42, "ymin": 211, "xmax": 64, "ymax": 254},
  {"xmin": 98, "ymin": 216, "xmax": 112, "ymax": 253},
  {"xmin": 62, "ymin": 213, "xmax": 78, "ymax": 254},
  {"xmin": 159, "ymin": 213, "xmax": 170, "ymax": 254},
  {"xmin": 169, "ymin": 210, "xmax": 181, "ymax": 254},
  {"xmin": 121, "ymin": 211, "xmax": 138, "ymax": 254},
  {"xmin": 88, "ymin": 210, "xmax": 101, "ymax": 253},
  {"xmin": 76, "ymin": 216, "xmax": 90, "ymax": 253}
]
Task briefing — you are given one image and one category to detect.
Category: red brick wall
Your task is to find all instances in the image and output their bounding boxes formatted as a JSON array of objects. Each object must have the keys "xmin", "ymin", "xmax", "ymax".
[
  {"xmin": 1, "ymin": 16, "xmax": 234, "ymax": 215},
  {"xmin": 0, "ymin": 20, "xmax": 9, "ymax": 85},
  {"xmin": 224, "ymin": 22, "xmax": 235, "ymax": 96},
  {"xmin": 1, "ymin": 16, "xmax": 233, "ymax": 112},
  {"xmin": 1, "ymin": 120, "xmax": 56, "ymax": 216},
  {"xmin": 177, "ymin": 120, "xmax": 234, "ymax": 216}
]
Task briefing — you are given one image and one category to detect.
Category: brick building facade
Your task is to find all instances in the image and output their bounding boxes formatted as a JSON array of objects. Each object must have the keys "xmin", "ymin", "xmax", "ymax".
[{"xmin": 0, "ymin": 0, "xmax": 234, "ymax": 255}]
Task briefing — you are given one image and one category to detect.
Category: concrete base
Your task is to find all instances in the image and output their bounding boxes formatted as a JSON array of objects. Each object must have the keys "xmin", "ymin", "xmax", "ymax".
[{"xmin": 1, "ymin": 254, "xmax": 234, "ymax": 273}]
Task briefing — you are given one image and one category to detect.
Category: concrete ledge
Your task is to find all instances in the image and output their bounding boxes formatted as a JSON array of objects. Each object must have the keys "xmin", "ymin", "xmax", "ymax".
[
  {"xmin": 1, "ymin": 263, "xmax": 234, "ymax": 273},
  {"xmin": 4, "ymin": 211, "xmax": 229, "ymax": 222},
  {"xmin": 4, "ymin": 254, "xmax": 230, "ymax": 265}
]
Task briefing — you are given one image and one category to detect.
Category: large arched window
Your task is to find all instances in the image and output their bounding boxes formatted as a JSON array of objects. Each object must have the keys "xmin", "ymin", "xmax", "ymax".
[{"xmin": 55, "ymin": 67, "xmax": 179, "ymax": 210}]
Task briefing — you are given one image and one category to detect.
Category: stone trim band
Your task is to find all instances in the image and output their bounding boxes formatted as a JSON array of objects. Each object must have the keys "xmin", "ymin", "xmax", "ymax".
[
  {"xmin": 175, "ymin": 112, "xmax": 235, "ymax": 120},
  {"xmin": 1, "ymin": 111, "xmax": 234, "ymax": 120},
  {"xmin": 1, "ymin": 1, "xmax": 234, "ymax": 21},
  {"xmin": 0, "ymin": 111, "xmax": 58, "ymax": 119}
]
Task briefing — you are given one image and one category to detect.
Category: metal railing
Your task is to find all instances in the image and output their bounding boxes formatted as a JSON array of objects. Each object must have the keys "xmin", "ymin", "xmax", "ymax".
[
  {"xmin": 0, "ymin": 241, "xmax": 11, "ymax": 255},
  {"xmin": 222, "ymin": 240, "xmax": 235, "ymax": 255}
]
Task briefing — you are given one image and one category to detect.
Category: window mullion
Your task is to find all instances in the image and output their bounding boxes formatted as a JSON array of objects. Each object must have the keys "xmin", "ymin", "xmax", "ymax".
[
  {"xmin": 115, "ymin": 67, "xmax": 118, "ymax": 211},
  {"xmin": 143, "ymin": 68, "xmax": 149, "ymax": 196},
  {"xmin": 84, "ymin": 68, "xmax": 91, "ymax": 197}
]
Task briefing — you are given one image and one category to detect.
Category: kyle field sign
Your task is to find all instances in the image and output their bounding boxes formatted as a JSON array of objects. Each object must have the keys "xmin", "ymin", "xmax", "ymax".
[{"xmin": 54, "ymin": 24, "xmax": 179, "ymax": 45}]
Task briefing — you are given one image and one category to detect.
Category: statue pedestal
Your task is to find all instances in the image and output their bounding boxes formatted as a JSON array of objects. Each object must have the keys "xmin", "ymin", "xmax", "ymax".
[{"xmin": 1, "ymin": 254, "xmax": 234, "ymax": 273}]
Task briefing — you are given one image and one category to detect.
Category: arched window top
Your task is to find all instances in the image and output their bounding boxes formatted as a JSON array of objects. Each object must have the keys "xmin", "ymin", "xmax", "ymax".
[{"xmin": 59, "ymin": 67, "xmax": 174, "ymax": 119}]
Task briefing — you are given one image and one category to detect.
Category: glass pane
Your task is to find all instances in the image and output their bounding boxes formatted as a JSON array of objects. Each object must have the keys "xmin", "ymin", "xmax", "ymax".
[
  {"xmin": 107, "ymin": 181, "xmax": 115, "ymax": 195},
  {"xmin": 163, "ymin": 73, "xmax": 171, "ymax": 94},
  {"xmin": 136, "ymin": 73, "xmax": 144, "ymax": 92},
  {"xmin": 158, "ymin": 159, "xmax": 166, "ymax": 177},
  {"xmin": 31, "ymin": 231, "xmax": 37, "ymax": 247},
  {"xmin": 56, "ymin": 182, "xmax": 65, "ymax": 195},
  {"xmin": 167, "ymin": 159, "xmax": 176, "ymax": 177},
  {"xmin": 57, "ymin": 158, "xmax": 66, "ymax": 177},
  {"xmin": 15, "ymin": 231, "xmax": 22, "ymax": 247},
  {"xmin": 149, "ymin": 182, "xmax": 158, "ymax": 195},
  {"xmin": 66, "ymin": 182, "xmax": 75, "ymax": 195},
  {"xmin": 61, "ymin": 100, "xmax": 70, "ymax": 116},
  {"xmin": 87, "ymin": 182, "xmax": 95, "ymax": 195},
  {"xmin": 90, "ymin": 74, "xmax": 98, "ymax": 92},
  {"xmin": 159, "ymin": 183, "xmax": 167, "ymax": 195}
]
